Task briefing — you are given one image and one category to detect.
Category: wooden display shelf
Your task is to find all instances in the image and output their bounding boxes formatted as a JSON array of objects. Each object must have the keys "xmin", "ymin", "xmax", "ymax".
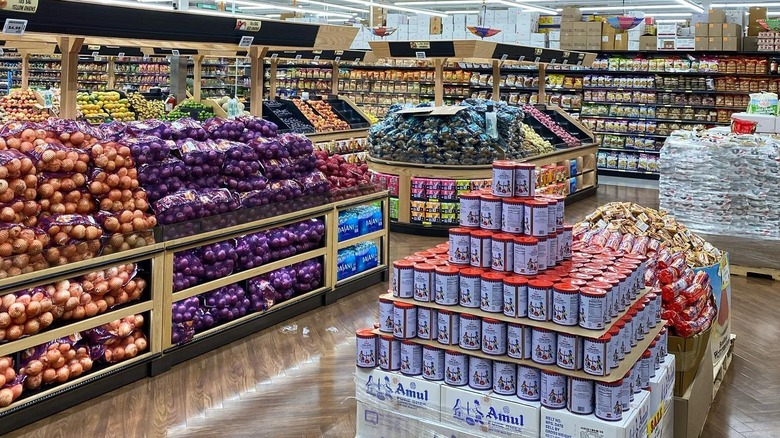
[
  {"xmin": 338, "ymin": 230, "xmax": 386, "ymax": 250},
  {"xmin": 380, "ymin": 287, "xmax": 650, "ymax": 340},
  {"xmin": 171, "ymin": 247, "xmax": 328, "ymax": 302},
  {"xmin": 371, "ymin": 321, "xmax": 665, "ymax": 383}
]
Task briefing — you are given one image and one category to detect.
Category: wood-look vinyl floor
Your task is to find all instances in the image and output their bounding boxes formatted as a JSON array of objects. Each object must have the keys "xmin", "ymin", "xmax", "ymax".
[{"xmin": 7, "ymin": 183, "xmax": 780, "ymax": 438}]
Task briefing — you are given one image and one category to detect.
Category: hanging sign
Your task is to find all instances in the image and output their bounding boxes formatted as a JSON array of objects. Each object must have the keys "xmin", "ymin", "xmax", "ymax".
[
  {"xmin": 1, "ymin": 0, "xmax": 38, "ymax": 14},
  {"xmin": 171, "ymin": 49, "xmax": 180, "ymax": 56},
  {"xmin": 238, "ymin": 36, "xmax": 254, "ymax": 47},
  {"xmin": 2, "ymin": 19, "xmax": 27, "ymax": 35},
  {"xmin": 235, "ymin": 19, "xmax": 262, "ymax": 32},
  {"xmin": 415, "ymin": 52, "xmax": 426, "ymax": 59},
  {"xmin": 410, "ymin": 42, "xmax": 430, "ymax": 49},
  {"xmin": 42, "ymin": 90, "xmax": 53, "ymax": 109}
]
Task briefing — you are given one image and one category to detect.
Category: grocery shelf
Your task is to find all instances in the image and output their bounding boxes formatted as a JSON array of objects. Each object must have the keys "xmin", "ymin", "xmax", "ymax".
[
  {"xmin": 379, "ymin": 287, "xmax": 650, "ymax": 340},
  {"xmin": 583, "ymin": 115, "xmax": 729, "ymax": 125},
  {"xmin": 598, "ymin": 168, "xmax": 661, "ymax": 180},
  {"xmin": 593, "ymin": 131, "xmax": 668, "ymax": 138},
  {"xmin": 598, "ymin": 147, "xmax": 661, "ymax": 154},
  {"xmin": 336, "ymin": 264, "xmax": 388, "ymax": 287},
  {"xmin": 337, "ymin": 229, "xmax": 386, "ymax": 250},
  {"xmin": 372, "ymin": 321, "xmax": 664, "ymax": 383},
  {"xmin": 0, "ymin": 300, "xmax": 153, "ymax": 357},
  {"xmin": 171, "ymin": 247, "xmax": 328, "ymax": 302}
]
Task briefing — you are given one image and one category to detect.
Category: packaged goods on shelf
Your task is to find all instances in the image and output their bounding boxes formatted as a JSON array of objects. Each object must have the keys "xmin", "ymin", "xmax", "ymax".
[{"xmin": 659, "ymin": 130, "xmax": 780, "ymax": 240}]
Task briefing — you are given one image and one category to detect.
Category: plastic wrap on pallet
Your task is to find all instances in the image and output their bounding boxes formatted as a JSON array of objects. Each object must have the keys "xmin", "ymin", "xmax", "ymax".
[
  {"xmin": 659, "ymin": 130, "xmax": 780, "ymax": 240},
  {"xmin": 354, "ymin": 368, "xmax": 541, "ymax": 438}
]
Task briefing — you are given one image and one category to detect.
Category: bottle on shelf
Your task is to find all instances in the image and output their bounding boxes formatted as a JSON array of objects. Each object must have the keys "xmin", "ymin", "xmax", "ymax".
[{"xmin": 165, "ymin": 94, "xmax": 177, "ymax": 112}]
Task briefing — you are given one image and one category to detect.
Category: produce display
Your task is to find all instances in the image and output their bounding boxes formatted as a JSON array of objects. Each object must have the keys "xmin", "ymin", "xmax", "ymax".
[
  {"xmin": 0, "ymin": 357, "xmax": 22, "ymax": 407},
  {"xmin": 77, "ymin": 91, "xmax": 135, "ymax": 124},
  {"xmin": 264, "ymin": 100, "xmax": 315, "ymax": 134},
  {"xmin": 660, "ymin": 130, "xmax": 780, "ymax": 240},
  {"xmin": 314, "ymin": 149, "xmax": 373, "ymax": 200},
  {"xmin": 0, "ymin": 91, "xmax": 47, "ymax": 123},
  {"xmin": 164, "ymin": 101, "xmax": 214, "ymax": 121},
  {"xmin": 523, "ymin": 104, "xmax": 581, "ymax": 147},
  {"xmin": 171, "ymin": 258, "xmax": 324, "ymax": 345},
  {"xmin": 305, "ymin": 100, "xmax": 350, "ymax": 131},
  {"xmin": 127, "ymin": 93, "xmax": 165, "ymax": 120},
  {"xmin": 337, "ymin": 241, "xmax": 379, "ymax": 281}
]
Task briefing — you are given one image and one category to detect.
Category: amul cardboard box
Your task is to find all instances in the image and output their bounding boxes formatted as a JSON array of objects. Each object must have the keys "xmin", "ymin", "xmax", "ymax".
[
  {"xmin": 693, "ymin": 254, "xmax": 733, "ymax": 373},
  {"xmin": 355, "ymin": 367, "xmax": 443, "ymax": 421},
  {"xmin": 356, "ymin": 401, "xmax": 421, "ymax": 438},
  {"xmin": 542, "ymin": 390, "xmax": 650, "ymax": 438},
  {"xmin": 674, "ymin": 343, "xmax": 714, "ymax": 438},
  {"xmin": 647, "ymin": 356, "xmax": 676, "ymax": 438},
  {"xmin": 439, "ymin": 386, "xmax": 541, "ymax": 437},
  {"xmin": 669, "ymin": 325, "xmax": 711, "ymax": 397}
]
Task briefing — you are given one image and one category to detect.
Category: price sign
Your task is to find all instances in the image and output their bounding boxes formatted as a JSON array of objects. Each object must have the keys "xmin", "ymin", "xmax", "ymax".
[
  {"xmin": 313, "ymin": 55, "xmax": 320, "ymax": 61},
  {"xmin": 0, "ymin": 48, "xmax": 4, "ymax": 56},
  {"xmin": 1, "ymin": 0, "xmax": 38, "ymax": 14},
  {"xmin": 500, "ymin": 54, "xmax": 508, "ymax": 61},
  {"xmin": 294, "ymin": 54, "xmax": 302, "ymax": 60},
  {"xmin": 227, "ymin": 97, "xmax": 240, "ymax": 119},
  {"xmin": 238, "ymin": 36, "xmax": 254, "ymax": 47},
  {"xmin": 270, "ymin": 53, "xmax": 278, "ymax": 59},
  {"xmin": 2, "ymin": 19, "xmax": 27, "ymax": 35},
  {"xmin": 117, "ymin": 52, "xmax": 125, "ymax": 59},
  {"xmin": 42, "ymin": 90, "xmax": 53, "ymax": 109},
  {"xmin": 415, "ymin": 51, "xmax": 426, "ymax": 59},
  {"xmin": 171, "ymin": 49, "xmax": 180, "ymax": 56},
  {"xmin": 235, "ymin": 19, "xmax": 262, "ymax": 32},
  {"xmin": 334, "ymin": 56, "xmax": 341, "ymax": 62}
]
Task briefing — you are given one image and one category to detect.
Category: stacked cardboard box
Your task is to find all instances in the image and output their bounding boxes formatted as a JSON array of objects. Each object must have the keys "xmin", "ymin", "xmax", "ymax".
[
  {"xmin": 757, "ymin": 30, "xmax": 780, "ymax": 52},
  {"xmin": 559, "ymin": 7, "xmax": 582, "ymax": 50},
  {"xmin": 749, "ymin": 7, "xmax": 767, "ymax": 36}
]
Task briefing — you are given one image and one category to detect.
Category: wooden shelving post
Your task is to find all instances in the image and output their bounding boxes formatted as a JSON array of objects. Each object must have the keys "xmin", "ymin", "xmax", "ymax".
[
  {"xmin": 20, "ymin": 53, "xmax": 30, "ymax": 90},
  {"xmin": 268, "ymin": 58, "xmax": 278, "ymax": 98},
  {"xmin": 434, "ymin": 58, "xmax": 444, "ymax": 106},
  {"xmin": 59, "ymin": 37, "xmax": 84, "ymax": 120},
  {"xmin": 331, "ymin": 60, "xmax": 339, "ymax": 95},
  {"xmin": 492, "ymin": 60, "xmax": 500, "ymax": 102},
  {"xmin": 192, "ymin": 55, "xmax": 204, "ymax": 101},
  {"xmin": 249, "ymin": 46, "xmax": 264, "ymax": 117},
  {"xmin": 107, "ymin": 57, "xmax": 115, "ymax": 90}
]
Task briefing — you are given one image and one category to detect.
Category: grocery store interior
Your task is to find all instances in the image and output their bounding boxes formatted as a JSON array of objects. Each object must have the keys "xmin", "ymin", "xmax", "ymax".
[{"xmin": 0, "ymin": 0, "xmax": 778, "ymax": 437}]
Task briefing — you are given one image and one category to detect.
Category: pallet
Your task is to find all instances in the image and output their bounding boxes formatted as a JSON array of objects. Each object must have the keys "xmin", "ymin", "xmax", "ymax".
[
  {"xmin": 713, "ymin": 334, "xmax": 736, "ymax": 399},
  {"xmin": 730, "ymin": 265, "xmax": 780, "ymax": 281}
]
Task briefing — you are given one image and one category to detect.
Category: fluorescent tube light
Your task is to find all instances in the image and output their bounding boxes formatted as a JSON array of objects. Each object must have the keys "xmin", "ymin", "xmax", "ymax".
[
  {"xmin": 647, "ymin": 12, "xmax": 693, "ymax": 17},
  {"xmin": 712, "ymin": 2, "xmax": 780, "ymax": 6},
  {"xmin": 675, "ymin": 0, "xmax": 704, "ymax": 12},
  {"xmin": 515, "ymin": 3, "xmax": 558, "ymax": 14},
  {"xmin": 395, "ymin": 0, "xmax": 547, "ymax": 6},
  {"xmin": 444, "ymin": 9, "xmax": 480, "ymax": 13},
  {"xmin": 656, "ymin": 19, "xmax": 688, "ymax": 23},
  {"xmin": 579, "ymin": 5, "xmax": 692, "ymax": 11},
  {"xmin": 237, "ymin": 1, "xmax": 356, "ymax": 17},
  {"xmin": 341, "ymin": 0, "xmax": 449, "ymax": 17},
  {"xmin": 294, "ymin": 0, "xmax": 368, "ymax": 13}
]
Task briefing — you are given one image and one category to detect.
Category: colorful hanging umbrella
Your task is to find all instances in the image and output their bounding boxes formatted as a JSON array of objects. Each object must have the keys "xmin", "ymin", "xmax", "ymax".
[
  {"xmin": 757, "ymin": 18, "xmax": 780, "ymax": 31},
  {"xmin": 370, "ymin": 26, "xmax": 397, "ymax": 37},
  {"xmin": 606, "ymin": 16, "xmax": 644, "ymax": 31},
  {"xmin": 467, "ymin": 26, "xmax": 501, "ymax": 39}
]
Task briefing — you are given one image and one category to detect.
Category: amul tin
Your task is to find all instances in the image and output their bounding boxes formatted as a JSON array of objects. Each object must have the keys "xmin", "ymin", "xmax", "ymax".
[
  {"xmin": 579, "ymin": 287, "xmax": 607, "ymax": 330},
  {"xmin": 404, "ymin": 256, "xmax": 426, "ymax": 264},
  {"xmin": 501, "ymin": 198, "xmax": 525, "ymax": 234},
  {"xmin": 392, "ymin": 260, "xmax": 415, "ymax": 298},
  {"xmin": 553, "ymin": 283, "xmax": 580, "ymax": 326},
  {"xmin": 378, "ymin": 335, "xmax": 401, "ymax": 371},
  {"xmin": 594, "ymin": 277, "xmax": 620, "ymax": 319},
  {"xmin": 544, "ymin": 199, "xmax": 557, "ymax": 235},
  {"xmin": 413, "ymin": 263, "xmax": 435, "ymax": 302},
  {"xmin": 567, "ymin": 376, "xmax": 594, "ymax": 415},
  {"xmin": 480, "ymin": 194, "xmax": 502, "ymax": 231},
  {"xmin": 393, "ymin": 302, "xmax": 417, "ymax": 339},
  {"xmin": 507, "ymin": 323, "xmax": 531, "ymax": 359},
  {"xmin": 448, "ymin": 228, "xmax": 471, "ymax": 265},
  {"xmin": 379, "ymin": 298, "xmax": 394, "ymax": 333},
  {"xmin": 459, "ymin": 192, "xmax": 481, "ymax": 228},
  {"xmin": 356, "ymin": 329, "xmax": 377, "ymax": 368},
  {"xmin": 514, "ymin": 163, "xmax": 536, "ymax": 198},
  {"xmin": 595, "ymin": 380, "xmax": 623, "ymax": 421},
  {"xmin": 623, "ymin": 370, "xmax": 634, "ymax": 402},
  {"xmin": 615, "ymin": 320, "xmax": 628, "ymax": 359},
  {"xmin": 604, "ymin": 272, "xmax": 629, "ymax": 313},
  {"xmin": 437, "ymin": 309, "xmax": 459, "ymax": 346},
  {"xmin": 556, "ymin": 332, "xmax": 583, "ymax": 371},
  {"xmin": 445, "ymin": 350, "xmax": 468, "ymax": 386},
  {"xmin": 518, "ymin": 365, "xmax": 541, "ymax": 401},
  {"xmin": 470, "ymin": 230, "xmax": 493, "ymax": 269},
  {"xmin": 400, "ymin": 341, "xmax": 422, "ymax": 376},
  {"xmin": 649, "ymin": 340, "xmax": 660, "ymax": 372},
  {"xmin": 547, "ymin": 233, "xmax": 558, "ymax": 268},
  {"xmin": 628, "ymin": 308, "xmax": 640, "ymax": 344},
  {"xmin": 422, "ymin": 345, "xmax": 445, "ymax": 381},
  {"xmin": 459, "ymin": 268, "xmax": 483, "ymax": 308},
  {"xmin": 459, "ymin": 314, "xmax": 481, "ymax": 350},
  {"xmin": 619, "ymin": 375, "xmax": 631, "ymax": 411},
  {"xmin": 537, "ymin": 235, "xmax": 549, "ymax": 272},
  {"xmin": 525, "ymin": 199, "xmax": 549, "ymax": 237},
  {"xmin": 562, "ymin": 225, "xmax": 573, "ymax": 259},
  {"xmin": 555, "ymin": 231, "xmax": 564, "ymax": 263},
  {"xmin": 513, "ymin": 236, "xmax": 539, "ymax": 276},
  {"xmin": 434, "ymin": 266, "xmax": 460, "ymax": 306},
  {"xmin": 607, "ymin": 327, "xmax": 621, "ymax": 369},
  {"xmin": 659, "ymin": 327, "xmax": 668, "ymax": 359},
  {"xmin": 634, "ymin": 304, "xmax": 647, "ymax": 341},
  {"xmin": 532, "ymin": 327, "xmax": 557, "ymax": 365},
  {"xmin": 646, "ymin": 292, "xmax": 660, "ymax": 327},
  {"xmin": 468, "ymin": 356, "xmax": 493, "ymax": 390},
  {"xmin": 417, "ymin": 307, "xmax": 438, "ymax": 340},
  {"xmin": 480, "ymin": 272, "xmax": 505, "ymax": 313},
  {"xmin": 493, "ymin": 361, "xmax": 517, "ymax": 396},
  {"xmin": 584, "ymin": 334, "xmax": 611, "ymax": 377},
  {"xmin": 639, "ymin": 349, "xmax": 651, "ymax": 389},
  {"xmin": 541, "ymin": 370, "xmax": 567, "ymax": 409},
  {"xmin": 547, "ymin": 195, "xmax": 565, "ymax": 232},
  {"xmin": 503, "ymin": 275, "xmax": 529, "ymax": 318},
  {"xmin": 624, "ymin": 312, "xmax": 637, "ymax": 348},
  {"xmin": 482, "ymin": 318, "xmax": 507, "ymax": 355},
  {"xmin": 492, "ymin": 161, "xmax": 515, "ymax": 197},
  {"xmin": 528, "ymin": 279, "xmax": 554, "ymax": 322},
  {"xmin": 491, "ymin": 233, "xmax": 515, "ymax": 272}
]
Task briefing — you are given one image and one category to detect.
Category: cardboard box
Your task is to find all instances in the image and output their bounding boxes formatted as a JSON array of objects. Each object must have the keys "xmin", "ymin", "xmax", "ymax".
[
  {"xmin": 693, "ymin": 255, "xmax": 733, "ymax": 370},
  {"xmin": 627, "ymin": 41, "xmax": 639, "ymax": 51},
  {"xmin": 429, "ymin": 16, "xmax": 442, "ymax": 35},
  {"xmin": 541, "ymin": 390, "xmax": 650, "ymax": 438},
  {"xmin": 648, "ymin": 356, "xmax": 676, "ymax": 438},
  {"xmin": 694, "ymin": 22, "xmax": 709, "ymax": 37},
  {"xmin": 674, "ymin": 344, "xmax": 714, "ymax": 438},
  {"xmin": 729, "ymin": 113, "xmax": 776, "ymax": 132},
  {"xmin": 695, "ymin": 36, "xmax": 709, "ymax": 50},
  {"xmin": 708, "ymin": 36, "xmax": 723, "ymax": 51},
  {"xmin": 722, "ymin": 23, "xmax": 742, "ymax": 37},
  {"xmin": 708, "ymin": 23, "xmax": 723, "ymax": 36},
  {"xmin": 547, "ymin": 29, "xmax": 561, "ymax": 41},
  {"xmin": 749, "ymin": 7, "xmax": 767, "ymax": 36},
  {"xmin": 676, "ymin": 37, "xmax": 695, "ymax": 50},
  {"xmin": 548, "ymin": 40, "xmax": 561, "ymax": 49},
  {"xmin": 561, "ymin": 6, "xmax": 582, "ymax": 22},
  {"xmin": 744, "ymin": 36, "xmax": 759, "ymax": 51},
  {"xmin": 722, "ymin": 36, "xmax": 742, "ymax": 51},
  {"xmin": 355, "ymin": 367, "xmax": 443, "ymax": 421},
  {"xmin": 657, "ymin": 37, "xmax": 677, "ymax": 51},
  {"xmin": 356, "ymin": 401, "xmax": 421, "ymax": 438},
  {"xmin": 649, "ymin": 404, "xmax": 674, "ymax": 438},
  {"xmin": 640, "ymin": 35, "xmax": 657, "ymax": 50},
  {"xmin": 709, "ymin": 9, "xmax": 726, "ymax": 23},
  {"xmin": 602, "ymin": 24, "xmax": 617, "ymax": 35},
  {"xmin": 585, "ymin": 21, "xmax": 603, "ymax": 35},
  {"xmin": 440, "ymin": 386, "xmax": 541, "ymax": 437},
  {"xmin": 602, "ymin": 34, "xmax": 615, "ymax": 51},
  {"xmin": 530, "ymin": 32, "xmax": 547, "ymax": 48},
  {"xmin": 657, "ymin": 23, "xmax": 679, "ymax": 37},
  {"xmin": 572, "ymin": 22, "xmax": 588, "ymax": 35},
  {"xmin": 614, "ymin": 32, "xmax": 629, "ymax": 51},
  {"xmin": 669, "ymin": 325, "xmax": 712, "ymax": 397}
]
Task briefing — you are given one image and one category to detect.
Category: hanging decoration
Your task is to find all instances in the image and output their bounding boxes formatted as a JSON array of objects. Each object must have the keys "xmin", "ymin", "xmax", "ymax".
[
  {"xmin": 370, "ymin": 26, "xmax": 397, "ymax": 37},
  {"xmin": 605, "ymin": 0, "xmax": 644, "ymax": 31},
  {"xmin": 757, "ymin": 18, "xmax": 780, "ymax": 31},
  {"xmin": 467, "ymin": 1, "xmax": 501, "ymax": 39}
]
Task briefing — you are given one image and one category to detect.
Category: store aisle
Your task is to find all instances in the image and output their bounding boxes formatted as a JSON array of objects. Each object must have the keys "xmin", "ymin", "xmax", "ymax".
[{"xmin": 8, "ymin": 184, "xmax": 779, "ymax": 438}]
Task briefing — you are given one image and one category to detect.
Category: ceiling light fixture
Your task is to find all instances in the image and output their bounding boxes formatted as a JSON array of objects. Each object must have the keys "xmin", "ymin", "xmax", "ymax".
[
  {"xmin": 341, "ymin": 0, "xmax": 449, "ymax": 17},
  {"xmin": 656, "ymin": 19, "xmax": 688, "ymax": 22},
  {"xmin": 674, "ymin": 0, "xmax": 705, "ymax": 12},
  {"xmin": 514, "ymin": 3, "xmax": 558, "ymax": 14},
  {"xmin": 395, "ymin": 0, "xmax": 548, "ymax": 6},
  {"xmin": 444, "ymin": 9, "xmax": 481, "ymax": 13},
  {"xmin": 712, "ymin": 2, "xmax": 780, "ymax": 6},
  {"xmin": 236, "ymin": 0, "xmax": 356, "ymax": 17},
  {"xmin": 294, "ymin": 0, "xmax": 368, "ymax": 13},
  {"xmin": 579, "ymin": 4, "xmax": 691, "ymax": 11},
  {"xmin": 646, "ymin": 12, "xmax": 693, "ymax": 16}
]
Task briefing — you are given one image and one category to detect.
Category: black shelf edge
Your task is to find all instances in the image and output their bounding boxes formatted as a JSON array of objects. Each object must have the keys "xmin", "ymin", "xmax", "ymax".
[
  {"xmin": 598, "ymin": 147, "xmax": 661, "ymax": 154},
  {"xmin": 324, "ymin": 268, "xmax": 387, "ymax": 305},
  {"xmin": 598, "ymin": 168, "xmax": 660, "ymax": 180}
]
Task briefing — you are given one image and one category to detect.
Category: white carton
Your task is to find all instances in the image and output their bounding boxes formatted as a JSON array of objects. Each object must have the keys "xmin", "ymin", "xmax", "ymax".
[
  {"xmin": 656, "ymin": 23, "xmax": 679, "ymax": 37},
  {"xmin": 440, "ymin": 386, "xmax": 542, "ymax": 437},
  {"xmin": 648, "ymin": 355, "xmax": 676, "ymax": 418},
  {"xmin": 355, "ymin": 367, "xmax": 443, "ymax": 421},
  {"xmin": 675, "ymin": 37, "xmax": 696, "ymax": 50},
  {"xmin": 548, "ymin": 41, "xmax": 561, "ymax": 49},
  {"xmin": 453, "ymin": 15, "xmax": 467, "ymax": 39},
  {"xmin": 732, "ymin": 112, "xmax": 778, "ymax": 133},
  {"xmin": 541, "ymin": 390, "xmax": 650, "ymax": 438},
  {"xmin": 513, "ymin": 11, "xmax": 540, "ymax": 34},
  {"xmin": 648, "ymin": 404, "xmax": 673, "ymax": 438},
  {"xmin": 547, "ymin": 29, "xmax": 561, "ymax": 41},
  {"xmin": 356, "ymin": 401, "xmax": 421, "ymax": 438},
  {"xmin": 425, "ymin": 422, "xmax": 482, "ymax": 438},
  {"xmin": 530, "ymin": 32, "xmax": 548, "ymax": 48}
]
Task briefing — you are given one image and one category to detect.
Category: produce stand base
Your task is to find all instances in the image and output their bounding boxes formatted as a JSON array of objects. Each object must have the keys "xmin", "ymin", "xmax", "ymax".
[
  {"xmin": 0, "ymin": 354, "xmax": 158, "ymax": 436},
  {"xmin": 713, "ymin": 334, "xmax": 737, "ymax": 399},
  {"xmin": 728, "ymin": 265, "xmax": 780, "ymax": 282},
  {"xmin": 325, "ymin": 266, "xmax": 388, "ymax": 305}
]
